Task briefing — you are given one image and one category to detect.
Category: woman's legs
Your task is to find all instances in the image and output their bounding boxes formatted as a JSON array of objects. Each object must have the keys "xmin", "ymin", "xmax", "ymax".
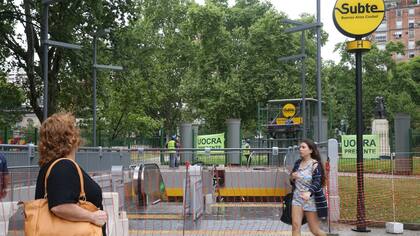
[
  {"xmin": 305, "ymin": 211, "xmax": 326, "ymax": 236},
  {"xmin": 292, "ymin": 205, "xmax": 304, "ymax": 236}
]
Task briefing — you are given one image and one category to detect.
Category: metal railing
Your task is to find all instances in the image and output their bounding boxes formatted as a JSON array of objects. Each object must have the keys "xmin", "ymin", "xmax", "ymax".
[
  {"xmin": 2, "ymin": 141, "xmax": 420, "ymax": 236},
  {"xmin": 0, "ymin": 144, "xmax": 292, "ymax": 170}
]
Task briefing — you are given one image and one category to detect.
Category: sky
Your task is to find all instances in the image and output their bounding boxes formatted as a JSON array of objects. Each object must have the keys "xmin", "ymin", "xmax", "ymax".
[
  {"xmin": 196, "ymin": 0, "xmax": 349, "ymax": 62},
  {"xmin": 270, "ymin": 0, "xmax": 347, "ymax": 62}
]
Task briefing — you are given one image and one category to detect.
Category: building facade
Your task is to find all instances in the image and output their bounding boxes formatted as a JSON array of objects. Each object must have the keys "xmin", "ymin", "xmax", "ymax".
[
  {"xmin": 6, "ymin": 68, "xmax": 27, "ymax": 85},
  {"xmin": 372, "ymin": 0, "xmax": 420, "ymax": 61}
]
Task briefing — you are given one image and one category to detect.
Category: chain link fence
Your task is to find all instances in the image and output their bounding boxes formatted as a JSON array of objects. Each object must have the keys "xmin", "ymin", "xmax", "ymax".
[{"xmin": 0, "ymin": 141, "xmax": 419, "ymax": 235}]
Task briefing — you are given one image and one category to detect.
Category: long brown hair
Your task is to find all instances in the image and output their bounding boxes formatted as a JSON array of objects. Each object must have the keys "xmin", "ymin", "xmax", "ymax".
[
  {"xmin": 301, "ymin": 139, "xmax": 326, "ymax": 187},
  {"xmin": 38, "ymin": 113, "xmax": 81, "ymax": 167}
]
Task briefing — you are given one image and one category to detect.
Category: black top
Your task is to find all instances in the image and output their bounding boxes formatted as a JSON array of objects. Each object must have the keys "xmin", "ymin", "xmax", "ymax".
[
  {"xmin": 0, "ymin": 153, "xmax": 8, "ymax": 173},
  {"xmin": 35, "ymin": 159, "xmax": 106, "ymax": 235},
  {"xmin": 0, "ymin": 153, "xmax": 8, "ymax": 195}
]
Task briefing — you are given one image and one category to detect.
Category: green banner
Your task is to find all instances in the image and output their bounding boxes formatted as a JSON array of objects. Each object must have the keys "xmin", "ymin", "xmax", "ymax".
[
  {"xmin": 197, "ymin": 133, "xmax": 225, "ymax": 149},
  {"xmin": 341, "ymin": 135, "xmax": 379, "ymax": 159}
]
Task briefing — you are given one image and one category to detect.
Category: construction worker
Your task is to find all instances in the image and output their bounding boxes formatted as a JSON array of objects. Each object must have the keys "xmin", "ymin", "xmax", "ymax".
[
  {"xmin": 175, "ymin": 135, "xmax": 181, "ymax": 167},
  {"xmin": 167, "ymin": 135, "xmax": 177, "ymax": 168},
  {"xmin": 243, "ymin": 139, "xmax": 251, "ymax": 166}
]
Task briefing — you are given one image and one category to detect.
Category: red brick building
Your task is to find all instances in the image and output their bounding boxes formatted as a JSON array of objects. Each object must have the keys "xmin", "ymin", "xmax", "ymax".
[{"xmin": 372, "ymin": 0, "xmax": 420, "ymax": 61}]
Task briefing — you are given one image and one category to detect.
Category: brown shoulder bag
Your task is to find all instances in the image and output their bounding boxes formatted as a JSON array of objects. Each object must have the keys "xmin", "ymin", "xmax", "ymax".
[{"xmin": 22, "ymin": 158, "xmax": 102, "ymax": 236}]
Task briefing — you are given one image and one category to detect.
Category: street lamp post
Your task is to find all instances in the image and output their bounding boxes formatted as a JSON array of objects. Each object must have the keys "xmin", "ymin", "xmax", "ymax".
[
  {"xmin": 92, "ymin": 29, "xmax": 123, "ymax": 146},
  {"xmin": 278, "ymin": 32, "xmax": 307, "ymax": 139},
  {"xmin": 316, "ymin": 0, "xmax": 322, "ymax": 142},
  {"xmin": 280, "ymin": 19, "xmax": 322, "ymax": 139},
  {"xmin": 42, "ymin": 1, "xmax": 49, "ymax": 121},
  {"xmin": 41, "ymin": 0, "xmax": 81, "ymax": 121}
]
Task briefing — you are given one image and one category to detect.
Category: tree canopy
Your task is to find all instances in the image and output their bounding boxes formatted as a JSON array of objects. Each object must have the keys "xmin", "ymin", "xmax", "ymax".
[
  {"xmin": 1, "ymin": 0, "xmax": 419, "ymax": 145},
  {"xmin": 324, "ymin": 41, "xmax": 420, "ymax": 136},
  {"xmin": 0, "ymin": 74, "xmax": 24, "ymax": 128}
]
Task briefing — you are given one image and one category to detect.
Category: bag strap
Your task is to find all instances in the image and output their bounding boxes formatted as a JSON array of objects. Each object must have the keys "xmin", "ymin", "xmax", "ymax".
[
  {"xmin": 43, "ymin": 158, "xmax": 86, "ymax": 201},
  {"xmin": 311, "ymin": 160, "xmax": 319, "ymax": 174}
]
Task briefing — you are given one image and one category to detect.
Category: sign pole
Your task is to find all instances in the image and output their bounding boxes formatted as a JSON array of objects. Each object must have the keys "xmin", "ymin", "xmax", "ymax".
[
  {"xmin": 333, "ymin": 0, "xmax": 385, "ymax": 232},
  {"xmin": 346, "ymin": 39, "xmax": 372, "ymax": 233},
  {"xmin": 353, "ymin": 39, "xmax": 370, "ymax": 232}
]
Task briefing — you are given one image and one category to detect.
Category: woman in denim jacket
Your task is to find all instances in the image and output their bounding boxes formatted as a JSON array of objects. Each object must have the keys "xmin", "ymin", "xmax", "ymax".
[{"xmin": 290, "ymin": 139, "xmax": 328, "ymax": 236}]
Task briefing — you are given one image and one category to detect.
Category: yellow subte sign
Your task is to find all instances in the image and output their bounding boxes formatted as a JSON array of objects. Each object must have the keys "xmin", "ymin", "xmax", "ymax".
[
  {"xmin": 282, "ymin": 103, "xmax": 296, "ymax": 118},
  {"xmin": 333, "ymin": 0, "xmax": 385, "ymax": 38},
  {"xmin": 346, "ymin": 40, "xmax": 371, "ymax": 52}
]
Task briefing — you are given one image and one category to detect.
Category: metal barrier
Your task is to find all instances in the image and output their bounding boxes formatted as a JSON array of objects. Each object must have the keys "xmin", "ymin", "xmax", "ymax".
[
  {"xmin": 1, "ymin": 169, "xmax": 130, "ymax": 236},
  {"xmin": 335, "ymin": 150, "xmax": 420, "ymax": 227},
  {"xmin": 1, "ymin": 142, "xmax": 419, "ymax": 235},
  {"xmin": 0, "ymin": 144, "xmax": 131, "ymax": 173},
  {"xmin": 1, "ymin": 144, "xmax": 289, "ymax": 170}
]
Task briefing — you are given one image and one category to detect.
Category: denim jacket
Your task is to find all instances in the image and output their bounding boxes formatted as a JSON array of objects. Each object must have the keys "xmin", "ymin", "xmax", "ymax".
[{"xmin": 290, "ymin": 159, "xmax": 328, "ymax": 218}]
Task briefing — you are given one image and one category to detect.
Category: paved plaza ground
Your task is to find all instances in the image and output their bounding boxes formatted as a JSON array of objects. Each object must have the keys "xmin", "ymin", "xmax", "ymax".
[
  {"xmin": 125, "ymin": 202, "xmax": 420, "ymax": 236},
  {"xmin": 6, "ymin": 200, "xmax": 419, "ymax": 235}
]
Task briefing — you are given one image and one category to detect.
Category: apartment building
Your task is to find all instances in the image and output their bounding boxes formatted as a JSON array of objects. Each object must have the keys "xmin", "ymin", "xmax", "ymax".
[
  {"xmin": 372, "ymin": 0, "xmax": 420, "ymax": 61},
  {"xmin": 7, "ymin": 68, "xmax": 27, "ymax": 85}
]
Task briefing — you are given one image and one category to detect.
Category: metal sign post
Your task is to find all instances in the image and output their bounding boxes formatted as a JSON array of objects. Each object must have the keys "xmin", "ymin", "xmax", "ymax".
[
  {"xmin": 279, "ymin": 19, "xmax": 322, "ymax": 139},
  {"xmin": 41, "ymin": 0, "xmax": 82, "ymax": 121},
  {"xmin": 333, "ymin": 0, "xmax": 385, "ymax": 232},
  {"xmin": 353, "ymin": 39, "xmax": 369, "ymax": 232},
  {"xmin": 92, "ymin": 29, "xmax": 124, "ymax": 146}
]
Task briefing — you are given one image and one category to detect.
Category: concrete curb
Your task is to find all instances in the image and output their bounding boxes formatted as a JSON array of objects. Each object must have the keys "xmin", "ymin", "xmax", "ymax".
[{"xmin": 404, "ymin": 223, "xmax": 420, "ymax": 231}]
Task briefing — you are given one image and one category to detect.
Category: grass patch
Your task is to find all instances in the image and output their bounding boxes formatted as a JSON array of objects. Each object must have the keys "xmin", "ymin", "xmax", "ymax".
[
  {"xmin": 413, "ymin": 157, "xmax": 420, "ymax": 175},
  {"xmin": 131, "ymin": 151, "xmax": 161, "ymax": 161},
  {"xmin": 339, "ymin": 159, "xmax": 392, "ymax": 173},
  {"xmin": 339, "ymin": 175, "xmax": 420, "ymax": 223},
  {"xmin": 195, "ymin": 154, "xmax": 226, "ymax": 165},
  {"xmin": 129, "ymin": 150, "xmax": 420, "ymax": 175},
  {"xmin": 194, "ymin": 153, "xmax": 270, "ymax": 166},
  {"xmin": 339, "ymin": 157, "xmax": 420, "ymax": 174}
]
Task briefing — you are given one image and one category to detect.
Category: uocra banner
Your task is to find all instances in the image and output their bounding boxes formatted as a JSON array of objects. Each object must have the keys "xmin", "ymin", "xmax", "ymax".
[
  {"xmin": 341, "ymin": 134, "xmax": 379, "ymax": 159},
  {"xmin": 197, "ymin": 133, "xmax": 225, "ymax": 149}
]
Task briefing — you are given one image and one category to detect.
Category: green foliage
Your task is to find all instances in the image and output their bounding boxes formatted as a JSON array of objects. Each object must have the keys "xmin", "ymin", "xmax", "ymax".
[
  {"xmin": 0, "ymin": 0, "xmax": 137, "ymax": 123},
  {"xmin": 12, "ymin": 0, "xmax": 419, "ymax": 146},
  {"xmin": 0, "ymin": 75, "xmax": 24, "ymax": 127},
  {"xmin": 0, "ymin": 0, "xmax": 332, "ymax": 144},
  {"xmin": 325, "ymin": 41, "xmax": 420, "ymax": 135},
  {"xmin": 177, "ymin": 1, "xmax": 324, "ymax": 133}
]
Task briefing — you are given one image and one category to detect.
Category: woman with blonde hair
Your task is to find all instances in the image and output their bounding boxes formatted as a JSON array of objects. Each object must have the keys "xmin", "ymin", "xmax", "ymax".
[{"xmin": 35, "ymin": 113, "xmax": 107, "ymax": 235}]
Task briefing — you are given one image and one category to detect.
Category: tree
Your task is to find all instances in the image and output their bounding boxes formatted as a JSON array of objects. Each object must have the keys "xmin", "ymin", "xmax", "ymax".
[
  {"xmin": 108, "ymin": 0, "xmax": 195, "ymax": 138},
  {"xmin": 391, "ymin": 56, "xmax": 420, "ymax": 129},
  {"xmin": 0, "ymin": 0, "xmax": 136, "ymax": 123},
  {"xmin": 1, "ymin": 0, "xmax": 331, "ymax": 144},
  {"xmin": 179, "ymin": 1, "xmax": 326, "ymax": 132},
  {"xmin": 0, "ymin": 75, "xmax": 24, "ymax": 128},
  {"xmin": 324, "ymin": 41, "xmax": 419, "ymax": 134}
]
